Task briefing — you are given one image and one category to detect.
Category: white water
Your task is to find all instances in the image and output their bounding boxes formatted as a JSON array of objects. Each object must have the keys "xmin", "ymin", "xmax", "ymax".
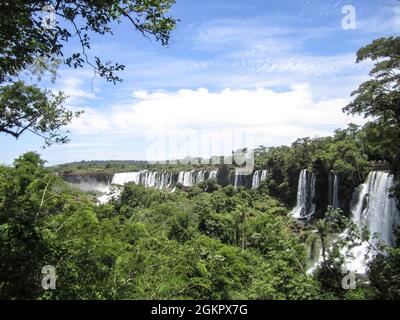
[
  {"xmin": 291, "ymin": 169, "xmax": 316, "ymax": 218},
  {"xmin": 97, "ymin": 191, "xmax": 119, "ymax": 204},
  {"xmin": 196, "ymin": 170, "xmax": 205, "ymax": 184},
  {"xmin": 261, "ymin": 170, "xmax": 267, "ymax": 182},
  {"xmin": 252, "ymin": 170, "xmax": 267, "ymax": 189},
  {"xmin": 333, "ymin": 174, "xmax": 339, "ymax": 209},
  {"xmin": 344, "ymin": 171, "xmax": 400, "ymax": 273},
  {"xmin": 71, "ymin": 169, "xmax": 219, "ymax": 204},
  {"xmin": 328, "ymin": 172, "xmax": 340, "ymax": 209},
  {"xmin": 158, "ymin": 172, "xmax": 173, "ymax": 189},
  {"xmin": 234, "ymin": 171, "xmax": 239, "ymax": 189},
  {"xmin": 112, "ymin": 172, "xmax": 142, "ymax": 185},
  {"xmin": 208, "ymin": 170, "xmax": 218, "ymax": 179},
  {"xmin": 309, "ymin": 172, "xmax": 316, "ymax": 216},
  {"xmin": 112, "ymin": 169, "xmax": 218, "ymax": 190},
  {"xmin": 178, "ymin": 170, "xmax": 196, "ymax": 187}
]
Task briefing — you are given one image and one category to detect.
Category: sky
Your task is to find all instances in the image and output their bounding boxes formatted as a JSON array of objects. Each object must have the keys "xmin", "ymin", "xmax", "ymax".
[{"xmin": 1, "ymin": 0, "xmax": 400, "ymax": 165}]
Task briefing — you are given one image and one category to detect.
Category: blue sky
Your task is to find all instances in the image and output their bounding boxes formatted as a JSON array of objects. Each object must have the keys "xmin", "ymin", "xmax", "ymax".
[{"xmin": 1, "ymin": 0, "xmax": 399, "ymax": 165}]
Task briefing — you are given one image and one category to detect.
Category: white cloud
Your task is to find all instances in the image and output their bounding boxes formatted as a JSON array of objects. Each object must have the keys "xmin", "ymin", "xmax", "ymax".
[
  {"xmin": 66, "ymin": 84, "xmax": 366, "ymax": 159},
  {"xmin": 54, "ymin": 73, "xmax": 99, "ymax": 105}
]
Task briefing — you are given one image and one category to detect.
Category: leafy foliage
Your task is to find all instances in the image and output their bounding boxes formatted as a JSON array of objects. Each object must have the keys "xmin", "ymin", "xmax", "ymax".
[
  {"xmin": 0, "ymin": 153, "xmax": 324, "ymax": 300},
  {"xmin": 0, "ymin": 0, "xmax": 176, "ymax": 83},
  {"xmin": 0, "ymin": 0, "xmax": 176, "ymax": 145},
  {"xmin": 0, "ymin": 81, "xmax": 81, "ymax": 146},
  {"xmin": 343, "ymin": 37, "xmax": 400, "ymax": 175}
]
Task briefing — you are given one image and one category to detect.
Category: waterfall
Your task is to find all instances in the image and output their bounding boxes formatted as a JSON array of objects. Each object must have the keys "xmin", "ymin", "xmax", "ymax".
[
  {"xmin": 157, "ymin": 172, "xmax": 164, "ymax": 189},
  {"xmin": 112, "ymin": 172, "xmax": 142, "ymax": 185},
  {"xmin": 178, "ymin": 170, "xmax": 196, "ymax": 187},
  {"xmin": 111, "ymin": 169, "xmax": 218, "ymax": 189},
  {"xmin": 234, "ymin": 171, "xmax": 240, "ymax": 189},
  {"xmin": 184, "ymin": 171, "xmax": 195, "ymax": 187},
  {"xmin": 252, "ymin": 170, "xmax": 267, "ymax": 189},
  {"xmin": 143, "ymin": 171, "xmax": 157, "ymax": 188},
  {"xmin": 208, "ymin": 170, "xmax": 218, "ymax": 179},
  {"xmin": 345, "ymin": 171, "xmax": 400, "ymax": 273},
  {"xmin": 96, "ymin": 168, "xmax": 222, "ymax": 203},
  {"xmin": 166, "ymin": 172, "xmax": 174, "ymax": 189},
  {"xmin": 196, "ymin": 170, "xmax": 205, "ymax": 184},
  {"xmin": 252, "ymin": 171, "xmax": 259, "ymax": 189},
  {"xmin": 309, "ymin": 172, "xmax": 316, "ymax": 216},
  {"xmin": 352, "ymin": 171, "xmax": 399, "ymax": 245},
  {"xmin": 260, "ymin": 170, "xmax": 267, "ymax": 182},
  {"xmin": 178, "ymin": 171, "xmax": 184, "ymax": 185},
  {"xmin": 328, "ymin": 172, "xmax": 340, "ymax": 209},
  {"xmin": 292, "ymin": 169, "xmax": 308, "ymax": 218},
  {"xmin": 159, "ymin": 172, "xmax": 172, "ymax": 189},
  {"xmin": 333, "ymin": 174, "xmax": 339, "ymax": 209},
  {"xmin": 291, "ymin": 169, "xmax": 316, "ymax": 219}
]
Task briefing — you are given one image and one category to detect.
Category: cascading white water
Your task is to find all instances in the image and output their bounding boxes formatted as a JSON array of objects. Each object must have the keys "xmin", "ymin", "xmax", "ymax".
[
  {"xmin": 208, "ymin": 170, "xmax": 218, "ymax": 180},
  {"xmin": 353, "ymin": 171, "xmax": 399, "ymax": 245},
  {"xmin": 328, "ymin": 172, "xmax": 340, "ymax": 209},
  {"xmin": 291, "ymin": 169, "xmax": 308, "ymax": 218},
  {"xmin": 345, "ymin": 171, "xmax": 400, "ymax": 273},
  {"xmin": 178, "ymin": 171, "xmax": 184, "ymax": 185},
  {"xmin": 234, "ymin": 171, "xmax": 240, "ymax": 189},
  {"xmin": 112, "ymin": 172, "xmax": 142, "ymax": 185},
  {"xmin": 309, "ymin": 172, "xmax": 316, "ymax": 216},
  {"xmin": 184, "ymin": 171, "xmax": 195, "ymax": 187},
  {"xmin": 158, "ymin": 172, "xmax": 172, "ymax": 189},
  {"xmin": 260, "ymin": 170, "xmax": 267, "ymax": 182},
  {"xmin": 196, "ymin": 170, "xmax": 205, "ymax": 184},
  {"xmin": 333, "ymin": 174, "xmax": 339, "ymax": 209},
  {"xmin": 252, "ymin": 170, "xmax": 267, "ymax": 189},
  {"xmin": 166, "ymin": 172, "xmax": 173, "ymax": 189},
  {"xmin": 97, "ymin": 169, "xmax": 220, "ymax": 203},
  {"xmin": 252, "ymin": 171, "xmax": 259, "ymax": 189},
  {"xmin": 178, "ymin": 170, "xmax": 195, "ymax": 187},
  {"xmin": 291, "ymin": 169, "xmax": 316, "ymax": 219}
]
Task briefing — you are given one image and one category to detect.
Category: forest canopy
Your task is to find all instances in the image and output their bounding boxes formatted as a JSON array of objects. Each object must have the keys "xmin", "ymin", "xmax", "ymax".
[{"xmin": 0, "ymin": 1, "xmax": 399, "ymax": 302}]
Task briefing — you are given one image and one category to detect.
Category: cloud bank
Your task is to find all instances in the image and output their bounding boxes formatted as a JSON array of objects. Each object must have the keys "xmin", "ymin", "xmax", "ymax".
[{"xmin": 65, "ymin": 84, "xmax": 365, "ymax": 160}]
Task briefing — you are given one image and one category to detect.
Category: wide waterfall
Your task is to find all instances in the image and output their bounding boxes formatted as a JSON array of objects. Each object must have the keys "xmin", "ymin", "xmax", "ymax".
[
  {"xmin": 96, "ymin": 169, "xmax": 219, "ymax": 204},
  {"xmin": 345, "ymin": 171, "xmax": 400, "ymax": 273},
  {"xmin": 252, "ymin": 170, "xmax": 267, "ymax": 189},
  {"xmin": 112, "ymin": 172, "xmax": 142, "ymax": 185},
  {"xmin": 178, "ymin": 170, "xmax": 197, "ymax": 187},
  {"xmin": 291, "ymin": 169, "xmax": 316, "ymax": 219},
  {"xmin": 111, "ymin": 169, "xmax": 219, "ymax": 190}
]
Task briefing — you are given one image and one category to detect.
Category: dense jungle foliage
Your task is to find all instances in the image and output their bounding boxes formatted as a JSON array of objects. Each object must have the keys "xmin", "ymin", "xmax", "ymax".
[
  {"xmin": 1, "ymin": 0, "xmax": 400, "ymax": 301},
  {"xmin": 3, "ymin": 93, "xmax": 400, "ymax": 299}
]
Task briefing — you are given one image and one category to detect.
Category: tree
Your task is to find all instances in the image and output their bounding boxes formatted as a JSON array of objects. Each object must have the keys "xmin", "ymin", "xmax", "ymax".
[
  {"xmin": 0, "ymin": 0, "xmax": 176, "ymax": 145},
  {"xmin": 343, "ymin": 37, "xmax": 400, "ymax": 174},
  {"xmin": 368, "ymin": 228, "xmax": 400, "ymax": 300},
  {"xmin": 0, "ymin": 0, "xmax": 177, "ymax": 83},
  {"xmin": 0, "ymin": 81, "xmax": 81, "ymax": 146},
  {"xmin": 0, "ymin": 152, "xmax": 52, "ymax": 298}
]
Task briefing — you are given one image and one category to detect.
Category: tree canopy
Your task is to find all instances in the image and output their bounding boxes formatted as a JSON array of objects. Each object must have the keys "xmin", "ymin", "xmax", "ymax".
[
  {"xmin": 0, "ymin": 0, "xmax": 176, "ymax": 83},
  {"xmin": 0, "ymin": 81, "xmax": 81, "ymax": 146},
  {"xmin": 343, "ymin": 36, "xmax": 400, "ymax": 174},
  {"xmin": 0, "ymin": 0, "xmax": 176, "ymax": 145}
]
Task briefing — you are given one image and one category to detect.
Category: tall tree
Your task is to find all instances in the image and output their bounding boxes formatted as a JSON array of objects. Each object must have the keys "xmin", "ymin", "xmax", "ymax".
[{"xmin": 343, "ymin": 36, "xmax": 400, "ymax": 174}]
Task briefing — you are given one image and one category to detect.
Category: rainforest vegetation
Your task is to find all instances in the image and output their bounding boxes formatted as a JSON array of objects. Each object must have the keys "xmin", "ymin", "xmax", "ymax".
[
  {"xmin": 1, "ymin": 119, "xmax": 399, "ymax": 299},
  {"xmin": 1, "ymin": 1, "xmax": 400, "ymax": 300}
]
